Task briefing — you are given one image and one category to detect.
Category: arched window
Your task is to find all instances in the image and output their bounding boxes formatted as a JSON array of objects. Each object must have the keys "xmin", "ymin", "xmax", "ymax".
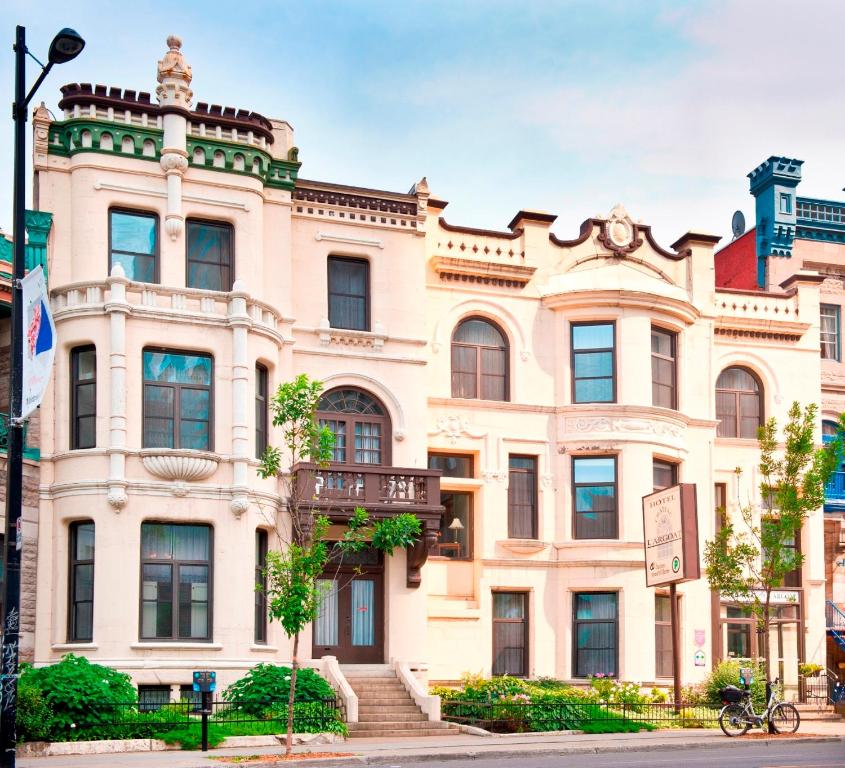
[
  {"xmin": 716, "ymin": 367, "xmax": 762, "ymax": 439},
  {"xmin": 451, "ymin": 317, "xmax": 508, "ymax": 401},
  {"xmin": 317, "ymin": 388, "xmax": 390, "ymax": 465}
]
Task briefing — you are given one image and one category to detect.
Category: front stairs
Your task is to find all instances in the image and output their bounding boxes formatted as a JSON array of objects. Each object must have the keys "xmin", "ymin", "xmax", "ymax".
[{"xmin": 341, "ymin": 664, "xmax": 459, "ymax": 738}]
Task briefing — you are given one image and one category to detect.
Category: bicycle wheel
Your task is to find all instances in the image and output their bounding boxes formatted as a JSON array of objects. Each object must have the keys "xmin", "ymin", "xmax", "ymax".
[
  {"xmin": 719, "ymin": 704, "xmax": 750, "ymax": 737},
  {"xmin": 770, "ymin": 703, "xmax": 800, "ymax": 734}
]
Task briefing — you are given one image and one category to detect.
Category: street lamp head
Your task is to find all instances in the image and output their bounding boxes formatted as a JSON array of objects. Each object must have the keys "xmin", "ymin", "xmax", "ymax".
[{"xmin": 47, "ymin": 28, "xmax": 85, "ymax": 64}]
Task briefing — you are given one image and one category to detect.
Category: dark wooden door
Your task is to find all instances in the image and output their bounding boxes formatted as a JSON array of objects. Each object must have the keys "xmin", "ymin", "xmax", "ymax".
[{"xmin": 312, "ymin": 549, "xmax": 383, "ymax": 663}]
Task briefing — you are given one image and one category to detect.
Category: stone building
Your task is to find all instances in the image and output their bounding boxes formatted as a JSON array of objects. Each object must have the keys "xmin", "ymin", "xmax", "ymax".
[
  {"xmin": 28, "ymin": 39, "xmax": 828, "ymax": 711},
  {"xmin": 716, "ymin": 156, "xmax": 845, "ymax": 678}
]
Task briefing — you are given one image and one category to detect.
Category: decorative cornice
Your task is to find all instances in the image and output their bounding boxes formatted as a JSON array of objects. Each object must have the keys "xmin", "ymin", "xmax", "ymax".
[
  {"xmin": 140, "ymin": 449, "xmax": 220, "ymax": 481},
  {"xmin": 431, "ymin": 255, "xmax": 536, "ymax": 288},
  {"xmin": 438, "ymin": 217, "xmax": 522, "ymax": 241},
  {"xmin": 541, "ymin": 289, "xmax": 699, "ymax": 325}
]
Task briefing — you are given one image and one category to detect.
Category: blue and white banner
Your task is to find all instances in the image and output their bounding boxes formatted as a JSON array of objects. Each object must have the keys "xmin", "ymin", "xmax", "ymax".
[{"xmin": 21, "ymin": 265, "xmax": 56, "ymax": 419}]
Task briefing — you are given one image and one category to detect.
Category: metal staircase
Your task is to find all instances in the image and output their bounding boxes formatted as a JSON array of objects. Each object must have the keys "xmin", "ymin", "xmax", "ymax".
[{"xmin": 827, "ymin": 601, "xmax": 845, "ymax": 653}]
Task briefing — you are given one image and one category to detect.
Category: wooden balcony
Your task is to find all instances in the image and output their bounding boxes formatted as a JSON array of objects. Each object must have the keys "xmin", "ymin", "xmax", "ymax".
[{"xmin": 292, "ymin": 462, "xmax": 444, "ymax": 588}]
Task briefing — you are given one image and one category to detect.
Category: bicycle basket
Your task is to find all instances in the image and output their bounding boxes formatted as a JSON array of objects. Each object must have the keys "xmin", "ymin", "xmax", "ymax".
[{"xmin": 719, "ymin": 686, "xmax": 746, "ymax": 703}]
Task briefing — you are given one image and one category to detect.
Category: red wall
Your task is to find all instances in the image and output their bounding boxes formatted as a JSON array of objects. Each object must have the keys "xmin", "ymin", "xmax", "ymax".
[{"xmin": 715, "ymin": 227, "xmax": 757, "ymax": 289}]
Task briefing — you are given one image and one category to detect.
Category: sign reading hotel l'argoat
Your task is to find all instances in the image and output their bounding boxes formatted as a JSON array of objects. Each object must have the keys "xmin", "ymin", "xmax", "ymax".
[{"xmin": 641, "ymin": 483, "xmax": 701, "ymax": 587}]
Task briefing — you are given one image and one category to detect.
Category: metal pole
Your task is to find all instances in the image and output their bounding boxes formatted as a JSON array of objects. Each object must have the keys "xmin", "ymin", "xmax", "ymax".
[
  {"xmin": 0, "ymin": 24, "xmax": 28, "ymax": 768},
  {"xmin": 670, "ymin": 582, "xmax": 682, "ymax": 710},
  {"xmin": 200, "ymin": 692, "xmax": 211, "ymax": 752}
]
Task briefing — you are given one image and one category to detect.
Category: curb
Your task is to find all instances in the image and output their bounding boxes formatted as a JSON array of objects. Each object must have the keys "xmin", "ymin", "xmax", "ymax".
[{"xmin": 215, "ymin": 734, "xmax": 845, "ymax": 768}]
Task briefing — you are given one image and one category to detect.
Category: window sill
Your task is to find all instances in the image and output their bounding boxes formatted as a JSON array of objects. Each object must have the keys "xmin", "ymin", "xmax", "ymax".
[
  {"xmin": 52, "ymin": 642, "xmax": 98, "ymax": 651},
  {"xmin": 250, "ymin": 644, "xmax": 278, "ymax": 652},
  {"xmin": 130, "ymin": 642, "xmax": 223, "ymax": 650},
  {"xmin": 497, "ymin": 539, "xmax": 548, "ymax": 555}
]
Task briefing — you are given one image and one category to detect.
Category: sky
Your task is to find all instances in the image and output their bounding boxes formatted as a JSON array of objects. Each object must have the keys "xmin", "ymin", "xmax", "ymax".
[{"xmin": 2, "ymin": 0, "xmax": 845, "ymax": 246}]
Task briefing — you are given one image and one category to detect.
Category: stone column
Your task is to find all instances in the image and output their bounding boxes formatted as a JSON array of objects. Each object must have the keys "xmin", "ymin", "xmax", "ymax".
[
  {"xmin": 156, "ymin": 35, "xmax": 192, "ymax": 241},
  {"xmin": 229, "ymin": 281, "xmax": 250, "ymax": 517},
  {"xmin": 105, "ymin": 265, "xmax": 130, "ymax": 510}
]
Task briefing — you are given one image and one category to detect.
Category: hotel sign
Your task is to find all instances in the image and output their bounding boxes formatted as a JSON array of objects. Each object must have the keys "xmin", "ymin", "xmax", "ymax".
[{"xmin": 641, "ymin": 483, "xmax": 700, "ymax": 587}]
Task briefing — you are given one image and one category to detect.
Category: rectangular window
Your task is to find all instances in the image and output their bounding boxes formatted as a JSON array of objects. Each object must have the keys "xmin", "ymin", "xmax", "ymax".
[
  {"xmin": 779, "ymin": 193, "xmax": 792, "ymax": 214},
  {"xmin": 573, "ymin": 456, "xmax": 617, "ymax": 539},
  {"xmin": 434, "ymin": 491, "xmax": 472, "ymax": 559},
  {"xmin": 572, "ymin": 322, "xmax": 615, "ymax": 403},
  {"xmin": 428, "ymin": 453, "xmax": 473, "ymax": 478},
  {"xmin": 821, "ymin": 304, "xmax": 840, "ymax": 361},
  {"xmin": 508, "ymin": 455, "xmax": 537, "ymax": 539},
  {"xmin": 138, "ymin": 685, "xmax": 171, "ymax": 712},
  {"xmin": 255, "ymin": 364, "xmax": 268, "ymax": 459},
  {"xmin": 652, "ymin": 460, "xmax": 677, "ymax": 492},
  {"xmin": 726, "ymin": 605, "xmax": 751, "ymax": 658},
  {"xmin": 69, "ymin": 521, "xmax": 95, "ymax": 642},
  {"xmin": 328, "ymin": 257, "xmax": 369, "ymax": 331},
  {"xmin": 186, "ymin": 219, "xmax": 233, "ymax": 291},
  {"xmin": 762, "ymin": 519, "xmax": 801, "ymax": 588},
  {"xmin": 143, "ymin": 349, "xmax": 213, "ymax": 450},
  {"xmin": 140, "ymin": 523, "xmax": 211, "ymax": 641},
  {"xmin": 255, "ymin": 530, "xmax": 268, "ymax": 644},
  {"xmin": 109, "ymin": 209, "xmax": 158, "ymax": 282},
  {"xmin": 492, "ymin": 592, "xmax": 527, "ymax": 677},
  {"xmin": 573, "ymin": 592, "xmax": 618, "ymax": 678},
  {"xmin": 651, "ymin": 327, "xmax": 677, "ymax": 409},
  {"xmin": 70, "ymin": 346, "xmax": 96, "ymax": 449},
  {"xmin": 655, "ymin": 595, "xmax": 673, "ymax": 679}
]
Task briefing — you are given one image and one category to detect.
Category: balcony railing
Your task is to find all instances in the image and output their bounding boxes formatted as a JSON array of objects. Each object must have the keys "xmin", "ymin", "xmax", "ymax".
[
  {"xmin": 824, "ymin": 471, "xmax": 845, "ymax": 509},
  {"xmin": 0, "ymin": 412, "xmax": 39, "ymax": 461},
  {"xmin": 292, "ymin": 462, "xmax": 443, "ymax": 589}
]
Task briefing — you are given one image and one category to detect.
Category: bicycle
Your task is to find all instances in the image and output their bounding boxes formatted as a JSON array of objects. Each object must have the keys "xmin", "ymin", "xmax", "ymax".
[{"xmin": 718, "ymin": 677, "xmax": 800, "ymax": 736}]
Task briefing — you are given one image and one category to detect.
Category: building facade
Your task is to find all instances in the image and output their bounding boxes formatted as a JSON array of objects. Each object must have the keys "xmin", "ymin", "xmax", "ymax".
[
  {"xmin": 716, "ymin": 156, "xmax": 845, "ymax": 677},
  {"xmin": 29, "ymin": 39, "xmax": 829, "ymax": 702}
]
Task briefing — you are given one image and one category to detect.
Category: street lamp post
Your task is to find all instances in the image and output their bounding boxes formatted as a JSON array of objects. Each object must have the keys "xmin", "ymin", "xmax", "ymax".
[{"xmin": 2, "ymin": 25, "xmax": 84, "ymax": 768}]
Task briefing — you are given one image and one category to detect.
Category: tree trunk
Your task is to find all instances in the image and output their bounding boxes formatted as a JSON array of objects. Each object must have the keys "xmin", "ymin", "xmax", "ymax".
[
  {"xmin": 286, "ymin": 632, "xmax": 300, "ymax": 756},
  {"xmin": 762, "ymin": 607, "xmax": 775, "ymax": 734}
]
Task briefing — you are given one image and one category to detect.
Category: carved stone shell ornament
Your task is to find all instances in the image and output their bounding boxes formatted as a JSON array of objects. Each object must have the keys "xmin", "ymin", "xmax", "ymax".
[{"xmin": 598, "ymin": 203, "xmax": 643, "ymax": 256}]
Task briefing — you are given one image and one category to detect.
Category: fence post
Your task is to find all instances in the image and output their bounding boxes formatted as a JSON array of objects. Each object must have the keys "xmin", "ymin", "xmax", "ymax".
[{"xmin": 201, "ymin": 692, "xmax": 211, "ymax": 752}]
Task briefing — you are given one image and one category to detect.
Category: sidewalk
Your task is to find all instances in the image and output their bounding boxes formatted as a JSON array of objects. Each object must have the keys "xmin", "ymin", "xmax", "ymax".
[{"xmin": 17, "ymin": 722, "xmax": 845, "ymax": 768}]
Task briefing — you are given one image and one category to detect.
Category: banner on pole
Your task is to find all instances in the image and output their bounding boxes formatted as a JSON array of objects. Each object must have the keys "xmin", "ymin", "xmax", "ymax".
[{"xmin": 21, "ymin": 265, "xmax": 56, "ymax": 419}]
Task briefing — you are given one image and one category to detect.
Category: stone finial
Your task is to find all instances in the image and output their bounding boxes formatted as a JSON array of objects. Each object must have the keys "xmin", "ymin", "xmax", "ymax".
[
  {"xmin": 156, "ymin": 34, "xmax": 193, "ymax": 108},
  {"xmin": 33, "ymin": 101, "xmax": 52, "ymax": 156}
]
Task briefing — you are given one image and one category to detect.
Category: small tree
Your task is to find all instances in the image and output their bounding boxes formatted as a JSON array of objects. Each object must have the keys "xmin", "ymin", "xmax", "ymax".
[
  {"xmin": 257, "ymin": 375, "xmax": 420, "ymax": 755},
  {"xmin": 704, "ymin": 402, "xmax": 842, "ymax": 712}
]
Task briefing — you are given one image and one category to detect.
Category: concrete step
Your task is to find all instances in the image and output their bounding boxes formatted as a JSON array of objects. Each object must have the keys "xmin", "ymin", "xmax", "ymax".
[
  {"xmin": 349, "ymin": 720, "xmax": 453, "ymax": 732},
  {"xmin": 348, "ymin": 681, "xmax": 407, "ymax": 689},
  {"xmin": 348, "ymin": 726, "xmax": 460, "ymax": 738},
  {"xmin": 358, "ymin": 704, "xmax": 421, "ymax": 715},
  {"xmin": 796, "ymin": 712, "xmax": 844, "ymax": 721},
  {"xmin": 340, "ymin": 666, "xmax": 393, "ymax": 678},
  {"xmin": 358, "ymin": 712, "xmax": 428, "ymax": 723},
  {"xmin": 357, "ymin": 698, "xmax": 420, "ymax": 708},
  {"xmin": 352, "ymin": 689, "xmax": 414, "ymax": 699}
]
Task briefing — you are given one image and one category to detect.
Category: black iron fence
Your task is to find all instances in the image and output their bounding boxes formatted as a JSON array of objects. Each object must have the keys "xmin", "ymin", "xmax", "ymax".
[
  {"xmin": 442, "ymin": 699, "xmax": 720, "ymax": 733},
  {"xmin": 58, "ymin": 697, "xmax": 341, "ymax": 742}
]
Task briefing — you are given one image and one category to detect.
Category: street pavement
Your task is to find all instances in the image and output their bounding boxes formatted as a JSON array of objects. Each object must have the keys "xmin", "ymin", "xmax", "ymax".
[{"xmin": 16, "ymin": 721, "xmax": 845, "ymax": 768}]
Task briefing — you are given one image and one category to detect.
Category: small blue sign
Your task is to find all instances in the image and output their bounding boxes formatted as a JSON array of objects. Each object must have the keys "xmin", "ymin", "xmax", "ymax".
[{"xmin": 193, "ymin": 670, "xmax": 216, "ymax": 693}]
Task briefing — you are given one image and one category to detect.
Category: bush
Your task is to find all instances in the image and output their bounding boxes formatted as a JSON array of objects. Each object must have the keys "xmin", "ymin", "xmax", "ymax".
[
  {"xmin": 703, "ymin": 660, "xmax": 766, "ymax": 710},
  {"xmin": 18, "ymin": 654, "xmax": 137, "ymax": 742},
  {"xmin": 223, "ymin": 664, "xmax": 335, "ymax": 715}
]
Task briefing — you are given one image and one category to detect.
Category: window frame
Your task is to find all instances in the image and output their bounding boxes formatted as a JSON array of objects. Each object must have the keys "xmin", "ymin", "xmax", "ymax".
[
  {"xmin": 572, "ymin": 591, "xmax": 619, "ymax": 679},
  {"xmin": 70, "ymin": 345, "xmax": 97, "ymax": 450},
  {"xmin": 255, "ymin": 529, "xmax": 268, "ymax": 644},
  {"xmin": 327, "ymin": 256, "xmax": 370, "ymax": 332},
  {"xmin": 255, "ymin": 364, "xmax": 268, "ymax": 460},
  {"xmin": 821, "ymin": 303, "xmax": 841, "ymax": 361},
  {"xmin": 139, "ymin": 522, "xmax": 213, "ymax": 642},
  {"xmin": 508, "ymin": 455, "xmax": 538, "ymax": 539},
  {"xmin": 316, "ymin": 387, "xmax": 391, "ymax": 466},
  {"xmin": 652, "ymin": 459, "xmax": 678, "ymax": 493},
  {"xmin": 651, "ymin": 326, "xmax": 677, "ymax": 410},
  {"xmin": 108, "ymin": 208, "xmax": 160, "ymax": 283},
  {"xmin": 142, "ymin": 348, "xmax": 214, "ymax": 451},
  {"xmin": 185, "ymin": 218, "xmax": 234, "ymax": 292},
  {"xmin": 68, "ymin": 521, "xmax": 95, "ymax": 642},
  {"xmin": 427, "ymin": 453, "xmax": 474, "ymax": 478},
  {"xmin": 432, "ymin": 490, "xmax": 473, "ymax": 560},
  {"xmin": 715, "ymin": 366, "xmax": 763, "ymax": 439},
  {"xmin": 572, "ymin": 455, "xmax": 618, "ymax": 540},
  {"xmin": 654, "ymin": 593, "xmax": 674, "ymax": 679},
  {"xmin": 451, "ymin": 316, "xmax": 510, "ymax": 402},
  {"xmin": 571, "ymin": 321, "xmax": 616, "ymax": 404},
  {"xmin": 492, "ymin": 590, "xmax": 529, "ymax": 678}
]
